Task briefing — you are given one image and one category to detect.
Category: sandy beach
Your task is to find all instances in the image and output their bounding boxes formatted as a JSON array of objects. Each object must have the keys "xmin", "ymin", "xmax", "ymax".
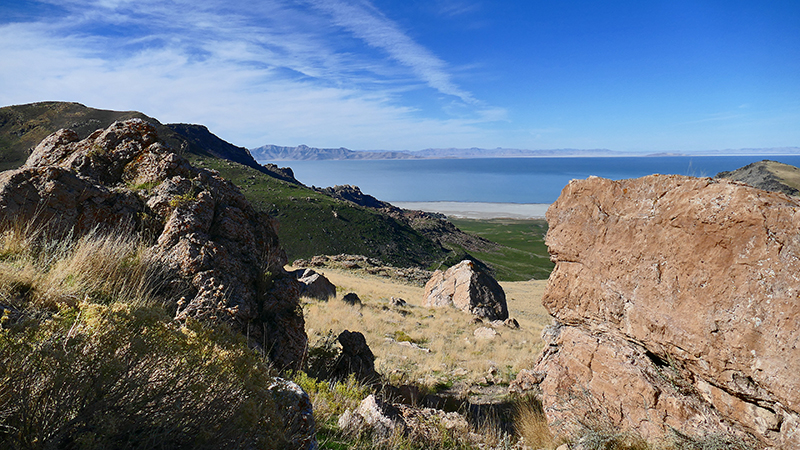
[{"xmin": 392, "ymin": 201, "xmax": 550, "ymax": 219}]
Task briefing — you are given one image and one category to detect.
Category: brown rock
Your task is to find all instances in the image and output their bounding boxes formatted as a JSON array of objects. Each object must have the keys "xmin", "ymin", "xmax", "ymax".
[
  {"xmin": 534, "ymin": 174, "xmax": 800, "ymax": 448},
  {"xmin": 0, "ymin": 119, "xmax": 306, "ymax": 371},
  {"xmin": 423, "ymin": 260, "xmax": 508, "ymax": 320}
]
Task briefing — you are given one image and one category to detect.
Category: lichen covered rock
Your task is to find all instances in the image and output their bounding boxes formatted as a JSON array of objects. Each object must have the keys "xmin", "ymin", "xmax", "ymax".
[{"xmin": 0, "ymin": 119, "xmax": 306, "ymax": 370}]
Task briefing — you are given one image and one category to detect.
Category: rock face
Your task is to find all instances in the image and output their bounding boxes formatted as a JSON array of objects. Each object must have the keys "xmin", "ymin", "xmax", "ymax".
[
  {"xmin": 424, "ymin": 260, "xmax": 508, "ymax": 320},
  {"xmin": 535, "ymin": 174, "xmax": 800, "ymax": 448},
  {"xmin": 0, "ymin": 119, "xmax": 306, "ymax": 370}
]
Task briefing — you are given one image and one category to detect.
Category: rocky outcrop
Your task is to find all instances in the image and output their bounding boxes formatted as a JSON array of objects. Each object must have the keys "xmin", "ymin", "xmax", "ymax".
[
  {"xmin": 317, "ymin": 184, "xmax": 392, "ymax": 209},
  {"xmin": 0, "ymin": 119, "xmax": 306, "ymax": 371},
  {"xmin": 424, "ymin": 260, "xmax": 508, "ymax": 320},
  {"xmin": 535, "ymin": 174, "xmax": 800, "ymax": 448},
  {"xmin": 338, "ymin": 394, "xmax": 470, "ymax": 444}
]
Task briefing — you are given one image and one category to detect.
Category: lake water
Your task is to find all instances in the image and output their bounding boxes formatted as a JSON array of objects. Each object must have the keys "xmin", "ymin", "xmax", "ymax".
[{"xmin": 259, "ymin": 155, "xmax": 800, "ymax": 204}]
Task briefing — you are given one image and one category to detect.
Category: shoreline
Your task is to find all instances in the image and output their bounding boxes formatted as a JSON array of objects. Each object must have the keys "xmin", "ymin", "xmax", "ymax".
[{"xmin": 391, "ymin": 201, "xmax": 550, "ymax": 220}]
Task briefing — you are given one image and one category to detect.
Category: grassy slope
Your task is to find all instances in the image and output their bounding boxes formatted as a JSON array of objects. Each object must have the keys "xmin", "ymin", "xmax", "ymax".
[
  {"xmin": 766, "ymin": 160, "xmax": 800, "ymax": 193},
  {"xmin": 187, "ymin": 155, "xmax": 452, "ymax": 268},
  {"xmin": 301, "ymin": 267, "xmax": 550, "ymax": 389},
  {"xmin": 448, "ymin": 218, "xmax": 554, "ymax": 281},
  {"xmin": 0, "ymin": 102, "xmax": 456, "ymax": 269}
]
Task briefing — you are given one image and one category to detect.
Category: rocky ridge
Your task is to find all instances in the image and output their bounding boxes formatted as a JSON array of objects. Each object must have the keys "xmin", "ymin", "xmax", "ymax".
[
  {"xmin": 533, "ymin": 174, "xmax": 800, "ymax": 448},
  {"xmin": 0, "ymin": 119, "xmax": 307, "ymax": 370},
  {"xmin": 716, "ymin": 159, "xmax": 800, "ymax": 197}
]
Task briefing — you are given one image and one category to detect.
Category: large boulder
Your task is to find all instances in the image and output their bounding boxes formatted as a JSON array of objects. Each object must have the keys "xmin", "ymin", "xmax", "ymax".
[
  {"xmin": 534, "ymin": 174, "xmax": 800, "ymax": 448},
  {"xmin": 424, "ymin": 260, "xmax": 508, "ymax": 320},
  {"xmin": 294, "ymin": 269, "xmax": 337, "ymax": 301},
  {"xmin": 0, "ymin": 119, "xmax": 306, "ymax": 371}
]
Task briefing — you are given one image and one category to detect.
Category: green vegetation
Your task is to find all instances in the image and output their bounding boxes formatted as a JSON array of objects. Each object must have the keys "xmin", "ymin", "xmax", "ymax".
[
  {"xmin": 449, "ymin": 218, "xmax": 553, "ymax": 281},
  {"xmin": 0, "ymin": 222, "xmax": 289, "ymax": 449},
  {"xmin": 187, "ymin": 154, "xmax": 453, "ymax": 268}
]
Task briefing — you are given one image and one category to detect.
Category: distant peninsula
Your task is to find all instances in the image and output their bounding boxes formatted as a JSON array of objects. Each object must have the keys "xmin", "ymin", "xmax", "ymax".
[{"xmin": 249, "ymin": 143, "xmax": 800, "ymax": 161}]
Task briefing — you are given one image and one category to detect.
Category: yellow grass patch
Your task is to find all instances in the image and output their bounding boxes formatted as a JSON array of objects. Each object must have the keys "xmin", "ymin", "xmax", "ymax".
[{"xmin": 297, "ymin": 267, "xmax": 551, "ymax": 389}]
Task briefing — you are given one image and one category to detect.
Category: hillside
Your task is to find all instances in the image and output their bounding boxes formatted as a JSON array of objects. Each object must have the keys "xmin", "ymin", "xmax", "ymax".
[
  {"xmin": 0, "ymin": 102, "xmax": 483, "ymax": 270},
  {"xmin": 715, "ymin": 159, "xmax": 800, "ymax": 196}
]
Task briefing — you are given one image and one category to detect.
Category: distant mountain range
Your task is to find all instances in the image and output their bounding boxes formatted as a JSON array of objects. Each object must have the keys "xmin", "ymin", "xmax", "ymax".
[
  {"xmin": 249, "ymin": 144, "xmax": 800, "ymax": 161},
  {"xmin": 248, "ymin": 145, "xmax": 629, "ymax": 161},
  {"xmin": 249, "ymin": 144, "xmax": 415, "ymax": 160}
]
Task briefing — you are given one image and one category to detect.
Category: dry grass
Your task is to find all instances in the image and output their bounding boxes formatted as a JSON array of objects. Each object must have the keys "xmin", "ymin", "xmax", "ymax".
[
  {"xmin": 298, "ymin": 267, "xmax": 550, "ymax": 389},
  {"xmin": 0, "ymin": 223, "xmax": 167, "ymax": 311},
  {"xmin": 513, "ymin": 397, "xmax": 556, "ymax": 449}
]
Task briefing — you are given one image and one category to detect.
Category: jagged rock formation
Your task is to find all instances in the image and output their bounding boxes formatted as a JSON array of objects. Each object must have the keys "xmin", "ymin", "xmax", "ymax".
[
  {"xmin": 716, "ymin": 159, "xmax": 800, "ymax": 197},
  {"xmin": 0, "ymin": 101, "xmax": 301, "ymax": 184},
  {"xmin": 424, "ymin": 260, "xmax": 508, "ymax": 320},
  {"xmin": 534, "ymin": 174, "xmax": 800, "ymax": 448},
  {"xmin": 0, "ymin": 119, "xmax": 306, "ymax": 371}
]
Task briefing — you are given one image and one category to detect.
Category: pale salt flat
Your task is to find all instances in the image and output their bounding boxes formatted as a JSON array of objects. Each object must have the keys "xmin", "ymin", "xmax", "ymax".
[{"xmin": 391, "ymin": 201, "xmax": 550, "ymax": 219}]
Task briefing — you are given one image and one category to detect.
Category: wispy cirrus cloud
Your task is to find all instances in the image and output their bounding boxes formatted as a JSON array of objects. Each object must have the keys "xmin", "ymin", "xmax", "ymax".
[
  {"xmin": 0, "ymin": 0, "xmax": 502, "ymax": 149},
  {"xmin": 300, "ymin": 0, "xmax": 478, "ymax": 104}
]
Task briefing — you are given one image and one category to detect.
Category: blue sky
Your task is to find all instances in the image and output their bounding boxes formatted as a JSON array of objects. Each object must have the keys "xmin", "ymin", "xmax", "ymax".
[{"xmin": 1, "ymin": 0, "xmax": 798, "ymax": 152}]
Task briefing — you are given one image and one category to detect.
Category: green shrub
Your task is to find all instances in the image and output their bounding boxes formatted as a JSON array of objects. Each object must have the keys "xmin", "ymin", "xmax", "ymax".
[{"xmin": 0, "ymin": 301, "xmax": 284, "ymax": 450}]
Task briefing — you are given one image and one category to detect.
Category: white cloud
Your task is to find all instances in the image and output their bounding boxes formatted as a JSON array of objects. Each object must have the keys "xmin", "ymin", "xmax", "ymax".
[
  {"xmin": 306, "ymin": 0, "xmax": 477, "ymax": 104},
  {"xmin": 0, "ymin": 0, "xmax": 505, "ymax": 149}
]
